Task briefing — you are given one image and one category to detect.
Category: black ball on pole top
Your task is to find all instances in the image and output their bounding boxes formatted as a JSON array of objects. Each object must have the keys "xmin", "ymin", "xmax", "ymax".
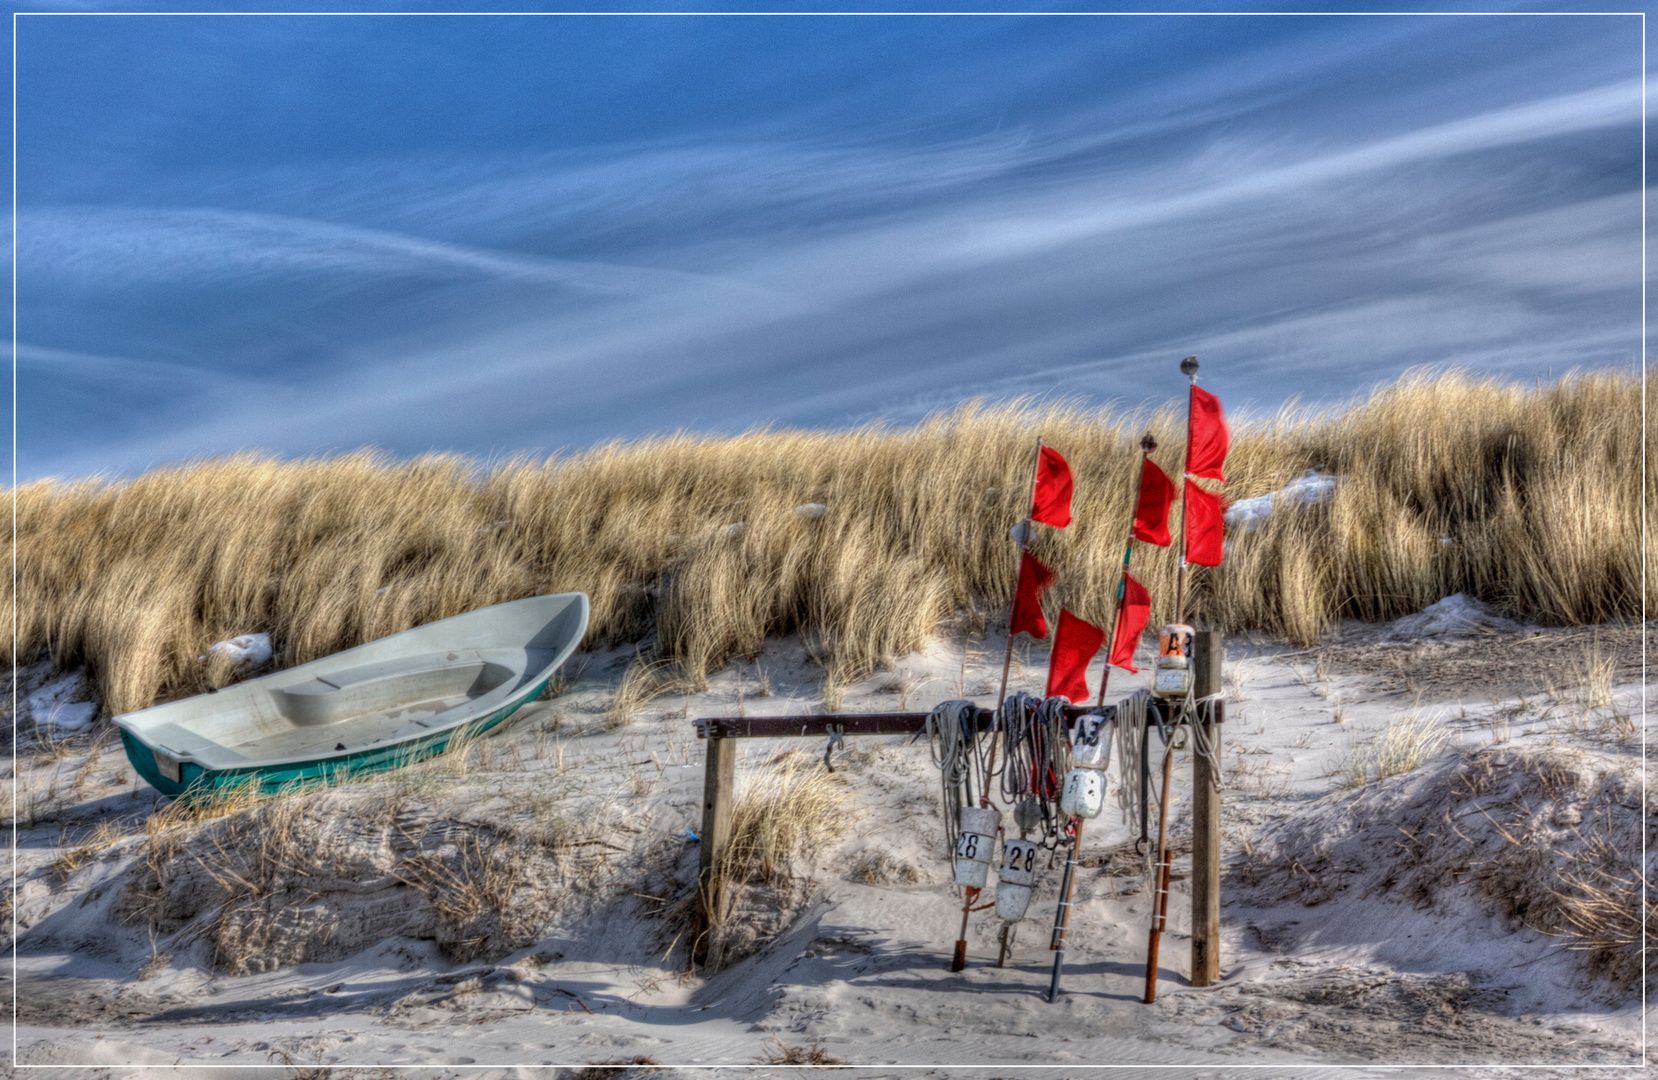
[{"xmin": 1179, "ymin": 355, "xmax": 1200, "ymax": 379}]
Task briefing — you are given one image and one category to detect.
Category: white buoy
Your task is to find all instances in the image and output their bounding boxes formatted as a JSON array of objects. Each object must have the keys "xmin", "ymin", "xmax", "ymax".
[
  {"xmin": 995, "ymin": 836, "xmax": 1041, "ymax": 922},
  {"xmin": 1069, "ymin": 711, "xmax": 1116, "ymax": 770},
  {"xmin": 1060, "ymin": 767, "xmax": 1106, "ymax": 819},
  {"xmin": 954, "ymin": 805, "xmax": 1002, "ymax": 889}
]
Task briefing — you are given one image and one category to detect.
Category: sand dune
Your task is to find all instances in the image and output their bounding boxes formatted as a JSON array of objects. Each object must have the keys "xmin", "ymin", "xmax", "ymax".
[{"xmin": 6, "ymin": 612, "xmax": 1647, "ymax": 1076}]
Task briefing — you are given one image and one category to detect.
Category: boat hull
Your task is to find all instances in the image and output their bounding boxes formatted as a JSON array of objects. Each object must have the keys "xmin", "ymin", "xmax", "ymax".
[
  {"xmin": 113, "ymin": 593, "xmax": 587, "ymax": 800},
  {"xmin": 117, "ymin": 675, "xmax": 547, "ymax": 799}
]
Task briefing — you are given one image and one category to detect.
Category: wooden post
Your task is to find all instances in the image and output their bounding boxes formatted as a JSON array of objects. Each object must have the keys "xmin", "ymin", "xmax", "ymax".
[
  {"xmin": 695, "ymin": 734, "xmax": 736, "ymax": 965},
  {"xmin": 1190, "ymin": 630, "xmax": 1223, "ymax": 987}
]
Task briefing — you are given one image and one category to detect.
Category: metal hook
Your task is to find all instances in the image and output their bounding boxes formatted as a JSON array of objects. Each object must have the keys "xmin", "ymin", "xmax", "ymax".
[
  {"xmin": 823, "ymin": 723, "xmax": 845, "ymax": 772},
  {"xmin": 1152, "ymin": 704, "xmax": 1174, "ymax": 749}
]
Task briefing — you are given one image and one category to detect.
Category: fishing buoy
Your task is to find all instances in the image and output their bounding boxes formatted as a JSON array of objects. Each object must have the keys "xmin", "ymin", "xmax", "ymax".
[
  {"xmin": 954, "ymin": 806, "xmax": 1002, "ymax": 889},
  {"xmin": 1060, "ymin": 767, "xmax": 1106, "ymax": 819},
  {"xmin": 1069, "ymin": 710, "xmax": 1116, "ymax": 770},
  {"xmin": 1154, "ymin": 623, "xmax": 1195, "ymax": 699},
  {"xmin": 995, "ymin": 836, "xmax": 1040, "ymax": 922}
]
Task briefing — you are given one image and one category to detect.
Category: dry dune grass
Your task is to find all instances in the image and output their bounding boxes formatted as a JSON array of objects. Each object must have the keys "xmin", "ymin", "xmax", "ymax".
[
  {"xmin": 716, "ymin": 751, "xmax": 852, "ymax": 890},
  {"xmin": 120, "ymin": 774, "xmax": 596, "ymax": 973},
  {"xmin": 1337, "ymin": 712, "xmax": 1451, "ymax": 789},
  {"xmin": 7, "ymin": 368, "xmax": 1646, "ymax": 717},
  {"xmin": 692, "ymin": 750, "xmax": 851, "ymax": 969}
]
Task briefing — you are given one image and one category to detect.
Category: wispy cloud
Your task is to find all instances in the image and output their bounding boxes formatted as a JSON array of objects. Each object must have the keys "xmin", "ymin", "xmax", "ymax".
[
  {"xmin": 22, "ymin": 206, "xmax": 794, "ymax": 301},
  {"xmin": 16, "ymin": 15, "xmax": 1643, "ymax": 480}
]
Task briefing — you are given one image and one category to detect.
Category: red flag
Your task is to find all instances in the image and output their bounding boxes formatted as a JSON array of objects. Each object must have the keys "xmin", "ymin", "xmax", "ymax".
[
  {"xmin": 1184, "ymin": 479, "xmax": 1226, "ymax": 566},
  {"xmin": 1187, "ymin": 386, "xmax": 1229, "ymax": 482},
  {"xmin": 1009, "ymin": 551, "xmax": 1056, "ymax": 638},
  {"xmin": 1030, "ymin": 446, "xmax": 1074, "ymax": 528},
  {"xmin": 1108, "ymin": 573, "xmax": 1152, "ymax": 673},
  {"xmin": 1045, "ymin": 609, "xmax": 1105, "ymax": 703},
  {"xmin": 1131, "ymin": 458, "xmax": 1177, "ymax": 547}
]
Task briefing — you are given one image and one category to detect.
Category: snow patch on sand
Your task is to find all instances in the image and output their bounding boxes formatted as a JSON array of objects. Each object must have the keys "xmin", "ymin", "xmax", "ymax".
[
  {"xmin": 204, "ymin": 632, "xmax": 273, "ymax": 673},
  {"xmin": 1224, "ymin": 469, "xmax": 1337, "ymax": 531},
  {"xmin": 24, "ymin": 673, "xmax": 97, "ymax": 733},
  {"xmin": 1383, "ymin": 593, "xmax": 1519, "ymax": 640}
]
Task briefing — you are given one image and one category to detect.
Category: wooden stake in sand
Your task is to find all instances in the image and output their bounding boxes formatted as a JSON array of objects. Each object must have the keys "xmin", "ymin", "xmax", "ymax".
[
  {"xmin": 1190, "ymin": 631, "xmax": 1224, "ymax": 987},
  {"xmin": 693, "ymin": 732, "xmax": 736, "ymax": 968},
  {"xmin": 1046, "ymin": 430, "xmax": 1158, "ymax": 1003}
]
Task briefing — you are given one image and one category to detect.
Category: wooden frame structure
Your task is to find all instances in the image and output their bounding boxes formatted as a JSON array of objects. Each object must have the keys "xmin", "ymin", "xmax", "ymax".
[{"xmin": 690, "ymin": 631, "xmax": 1225, "ymax": 986}]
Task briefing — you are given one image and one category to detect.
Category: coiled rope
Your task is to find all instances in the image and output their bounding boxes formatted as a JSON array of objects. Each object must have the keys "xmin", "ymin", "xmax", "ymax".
[
  {"xmin": 1185, "ymin": 685, "xmax": 1225, "ymax": 792},
  {"xmin": 997, "ymin": 691, "xmax": 1038, "ymax": 808},
  {"xmin": 997, "ymin": 691, "xmax": 1074, "ymax": 847},
  {"xmin": 1115, "ymin": 690, "xmax": 1151, "ymax": 835},
  {"xmin": 924, "ymin": 699, "xmax": 991, "ymax": 858},
  {"xmin": 1038, "ymin": 695, "xmax": 1072, "ymax": 799}
]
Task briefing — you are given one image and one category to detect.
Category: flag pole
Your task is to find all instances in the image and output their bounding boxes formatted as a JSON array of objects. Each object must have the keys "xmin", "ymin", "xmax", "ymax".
[
  {"xmin": 1097, "ymin": 432, "xmax": 1158, "ymax": 710},
  {"xmin": 1144, "ymin": 729, "xmax": 1178, "ymax": 1003},
  {"xmin": 1046, "ymin": 431, "xmax": 1155, "ymax": 1003},
  {"xmin": 956, "ymin": 436, "xmax": 1044, "ymax": 974},
  {"xmin": 1173, "ymin": 356, "xmax": 1199, "ymax": 624},
  {"xmin": 1150, "ymin": 355, "xmax": 1198, "ymax": 1004},
  {"xmin": 996, "ymin": 436, "xmax": 1045, "ymax": 709}
]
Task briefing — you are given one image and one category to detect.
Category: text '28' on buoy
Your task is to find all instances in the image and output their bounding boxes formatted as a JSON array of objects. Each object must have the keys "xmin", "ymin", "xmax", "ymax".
[
  {"xmin": 954, "ymin": 806, "xmax": 1002, "ymax": 889},
  {"xmin": 995, "ymin": 837, "xmax": 1041, "ymax": 921}
]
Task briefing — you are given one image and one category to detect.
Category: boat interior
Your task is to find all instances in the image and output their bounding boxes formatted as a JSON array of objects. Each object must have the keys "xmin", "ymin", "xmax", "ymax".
[{"xmin": 136, "ymin": 648, "xmax": 530, "ymax": 769}]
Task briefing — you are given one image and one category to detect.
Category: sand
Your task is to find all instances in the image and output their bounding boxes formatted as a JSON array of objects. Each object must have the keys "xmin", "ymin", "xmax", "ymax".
[{"xmin": 5, "ymin": 615, "xmax": 1649, "ymax": 1078}]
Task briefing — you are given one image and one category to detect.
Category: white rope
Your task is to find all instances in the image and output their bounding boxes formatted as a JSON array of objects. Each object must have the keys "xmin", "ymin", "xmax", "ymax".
[
  {"xmin": 1187, "ymin": 690, "xmax": 1225, "ymax": 791},
  {"xmin": 1115, "ymin": 690, "xmax": 1151, "ymax": 834},
  {"xmin": 925, "ymin": 699, "xmax": 986, "ymax": 859}
]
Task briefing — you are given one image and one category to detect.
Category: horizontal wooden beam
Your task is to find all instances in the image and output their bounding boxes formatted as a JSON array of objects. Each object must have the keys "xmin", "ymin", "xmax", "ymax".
[
  {"xmin": 694, "ymin": 710, "xmax": 998, "ymax": 740},
  {"xmin": 692, "ymin": 700, "xmax": 1220, "ymax": 739}
]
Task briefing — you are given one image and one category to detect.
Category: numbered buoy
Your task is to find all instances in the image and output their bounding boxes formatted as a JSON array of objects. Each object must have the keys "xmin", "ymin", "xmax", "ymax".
[
  {"xmin": 953, "ymin": 806, "xmax": 1002, "ymax": 889},
  {"xmin": 1060, "ymin": 767, "xmax": 1106, "ymax": 819},
  {"xmin": 1070, "ymin": 710, "xmax": 1116, "ymax": 770},
  {"xmin": 1154, "ymin": 623, "xmax": 1195, "ymax": 699},
  {"xmin": 994, "ymin": 836, "xmax": 1040, "ymax": 922}
]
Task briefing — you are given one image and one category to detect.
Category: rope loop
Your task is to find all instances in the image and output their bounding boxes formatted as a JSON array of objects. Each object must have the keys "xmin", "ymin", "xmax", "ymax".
[
  {"xmin": 925, "ymin": 699, "xmax": 986, "ymax": 857},
  {"xmin": 1115, "ymin": 690, "xmax": 1151, "ymax": 835},
  {"xmin": 1185, "ymin": 685, "xmax": 1225, "ymax": 791}
]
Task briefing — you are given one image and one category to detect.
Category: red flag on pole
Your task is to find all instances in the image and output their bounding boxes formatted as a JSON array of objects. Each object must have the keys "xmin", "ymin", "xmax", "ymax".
[
  {"xmin": 1030, "ymin": 446, "xmax": 1075, "ymax": 528},
  {"xmin": 1131, "ymin": 458, "xmax": 1177, "ymax": 547},
  {"xmin": 1184, "ymin": 480, "xmax": 1226, "ymax": 566},
  {"xmin": 1187, "ymin": 386, "xmax": 1229, "ymax": 482},
  {"xmin": 1045, "ymin": 609, "xmax": 1106, "ymax": 702},
  {"xmin": 1108, "ymin": 573, "xmax": 1152, "ymax": 673},
  {"xmin": 1009, "ymin": 551, "xmax": 1056, "ymax": 639}
]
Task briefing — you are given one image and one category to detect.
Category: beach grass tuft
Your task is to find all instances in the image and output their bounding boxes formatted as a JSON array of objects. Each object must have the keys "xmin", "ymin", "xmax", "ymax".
[{"xmin": 9, "ymin": 368, "xmax": 1646, "ymax": 716}]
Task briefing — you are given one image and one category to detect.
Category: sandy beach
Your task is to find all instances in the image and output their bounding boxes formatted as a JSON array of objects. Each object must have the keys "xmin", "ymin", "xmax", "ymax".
[{"xmin": 7, "ymin": 605, "xmax": 1647, "ymax": 1078}]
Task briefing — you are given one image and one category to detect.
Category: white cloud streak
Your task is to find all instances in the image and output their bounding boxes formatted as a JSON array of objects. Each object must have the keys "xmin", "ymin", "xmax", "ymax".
[{"xmin": 19, "ymin": 75, "xmax": 1642, "ymax": 480}]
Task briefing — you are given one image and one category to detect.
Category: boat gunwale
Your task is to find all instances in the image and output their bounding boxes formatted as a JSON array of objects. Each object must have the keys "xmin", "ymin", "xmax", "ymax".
[{"xmin": 111, "ymin": 593, "xmax": 587, "ymax": 779}]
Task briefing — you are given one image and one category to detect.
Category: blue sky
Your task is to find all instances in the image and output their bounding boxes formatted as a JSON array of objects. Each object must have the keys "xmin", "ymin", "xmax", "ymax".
[{"xmin": 13, "ymin": 6, "xmax": 1646, "ymax": 480}]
